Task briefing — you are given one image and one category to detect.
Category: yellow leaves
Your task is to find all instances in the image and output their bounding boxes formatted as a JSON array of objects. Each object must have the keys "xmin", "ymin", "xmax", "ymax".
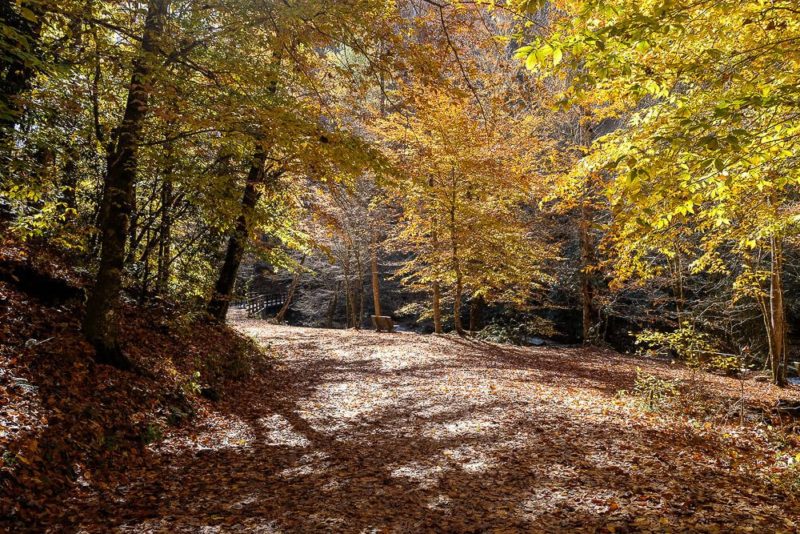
[
  {"xmin": 377, "ymin": 83, "xmax": 556, "ymax": 309},
  {"xmin": 675, "ymin": 200, "xmax": 694, "ymax": 216},
  {"xmin": 552, "ymin": 47, "xmax": 564, "ymax": 66},
  {"xmin": 643, "ymin": 79, "xmax": 660, "ymax": 96}
]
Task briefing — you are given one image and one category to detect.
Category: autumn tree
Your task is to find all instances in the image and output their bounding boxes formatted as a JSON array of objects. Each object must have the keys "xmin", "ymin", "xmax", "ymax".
[
  {"xmin": 380, "ymin": 89, "xmax": 554, "ymax": 334},
  {"xmin": 516, "ymin": 0, "xmax": 800, "ymax": 383}
]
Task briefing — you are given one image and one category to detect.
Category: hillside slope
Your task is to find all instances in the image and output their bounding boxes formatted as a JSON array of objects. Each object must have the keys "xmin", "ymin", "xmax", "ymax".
[{"xmin": 0, "ymin": 238, "xmax": 268, "ymax": 531}]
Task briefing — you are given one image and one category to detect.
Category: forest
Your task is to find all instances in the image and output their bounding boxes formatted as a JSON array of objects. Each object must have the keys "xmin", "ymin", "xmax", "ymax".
[{"xmin": 1, "ymin": 0, "xmax": 800, "ymax": 531}]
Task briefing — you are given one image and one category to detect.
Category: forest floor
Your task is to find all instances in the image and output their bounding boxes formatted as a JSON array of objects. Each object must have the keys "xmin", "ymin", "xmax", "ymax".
[{"xmin": 48, "ymin": 319, "xmax": 800, "ymax": 533}]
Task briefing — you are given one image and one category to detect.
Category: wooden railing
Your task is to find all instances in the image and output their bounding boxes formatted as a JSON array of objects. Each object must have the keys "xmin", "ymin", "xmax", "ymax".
[{"xmin": 233, "ymin": 292, "xmax": 288, "ymax": 318}]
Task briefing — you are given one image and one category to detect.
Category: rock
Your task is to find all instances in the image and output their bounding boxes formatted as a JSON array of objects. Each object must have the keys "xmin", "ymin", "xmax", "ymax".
[
  {"xmin": 526, "ymin": 337, "xmax": 546, "ymax": 346},
  {"xmin": 753, "ymin": 375, "xmax": 771, "ymax": 383}
]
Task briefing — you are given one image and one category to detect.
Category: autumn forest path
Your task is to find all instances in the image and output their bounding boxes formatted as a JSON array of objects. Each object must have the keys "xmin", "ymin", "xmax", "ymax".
[{"xmin": 78, "ymin": 322, "xmax": 797, "ymax": 532}]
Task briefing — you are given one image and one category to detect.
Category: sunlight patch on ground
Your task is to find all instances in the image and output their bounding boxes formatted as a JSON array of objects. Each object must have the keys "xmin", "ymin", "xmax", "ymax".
[
  {"xmin": 390, "ymin": 461, "xmax": 444, "ymax": 487},
  {"xmin": 157, "ymin": 414, "xmax": 255, "ymax": 452},
  {"xmin": 519, "ymin": 486, "xmax": 621, "ymax": 520},
  {"xmin": 278, "ymin": 451, "xmax": 329, "ymax": 479},
  {"xmin": 414, "ymin": 400, "xmax": 455, "ymax": 418},
  {"xmin": 442, "ymin": 445, "xmax": 494, "ymax": 473},
  {"xmin": 426, "ymin": 493, "xmax": 452, "ymax": 511},
  {"xmin": 423, "ymin": 414, "xmax": 500, "ymax": 439},
  {"xmin": 257, "ymin": 414, "xmax": 311, "ymax": 447},
  {"xmin": 298, "ymin": 380, "xmax": 399, "ymax": 433},
  {"xmin": 372, "ymin": 343, "xmax": 444, "ymax": 372}
]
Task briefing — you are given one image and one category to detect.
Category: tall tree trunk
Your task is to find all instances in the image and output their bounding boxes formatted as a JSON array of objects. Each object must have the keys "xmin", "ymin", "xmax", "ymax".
[
  {"xmin": 82, "ymin": 0, "xmax": 170, "ymax": 368},
  {"xmin": 768, "ymin": 234, "xmax": 788, "ymax": 386},
  {"xmin": 469, "ymin": 296, "xmax": 483, "ymax": 333},
  {"xmin": 326, "ymin": 281, "xmax": 340, "ymax": 328},
  {"xmin": 60, "ymin": 148, "xmax": 79, "ymax": 216},
  {"xmin": 156, "ymin": 173, "xmax": 173, "ymax": 294},
  {"xmin": 275, "ymin": 256, "xmax": 305, "ymax": 324},
  {"xmin": 139, "ymin": 224, "xmax": 152, "ymax": 302},
  {"xmin": 370, "ymin": 228, "xmax": 382, "ymax": 316},
  {"xmin": 354, "ymin": 241, "xmax": 364, "ymax": 330},
  {"xmin": 207, "ymin": 147, "xmax": 268, "ymax": 321},
  {"xmin": 432, "ymin": 282, "xmax": 443, "ymax": 334},
  {"xmin": 578, "ymin": 197, "xmax": 595, "ymax": 343},
  {"xmin": 205, "ymin": 45, "xmax": 282, "ymax": 321},
  {"xmin": 668, "ymin": 252, "xmax": 685, "ymax": 321},
  {"xmin": 453, "ymin": 272, "xmax": 464, "ymax": 336},
  {"xmin": 431, "ymin": 213, "xmax": 443, "ymax": 334},
  {"xmin": 449, "ymin": 188, "xmax": 464, "ymax": 336},
  {"xmin": 576, "ymin": 110, "xmax": 598, "ymax": 344},
  {"xmin": 343, "ymin": 249, "xmax": 354, "ymax": 328}
]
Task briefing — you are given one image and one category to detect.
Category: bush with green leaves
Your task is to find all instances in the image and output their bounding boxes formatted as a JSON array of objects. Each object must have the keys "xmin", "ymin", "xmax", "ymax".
[
  {"xmin": 181, "ymin": 371, "xmax": 202, "ymax": 396},
  {"xmin": 631, "ymin": 369, "xmax": 680, "ymax": 411},
  {"xmin": 635, "ymin": 323, "xmax": 740, "ymax": 373}
]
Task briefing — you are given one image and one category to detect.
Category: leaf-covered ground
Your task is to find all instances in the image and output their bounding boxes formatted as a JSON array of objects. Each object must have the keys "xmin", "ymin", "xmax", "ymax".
[{"xmin": 45, "ymin": 320, "xmax": 800, "ymax": 532}]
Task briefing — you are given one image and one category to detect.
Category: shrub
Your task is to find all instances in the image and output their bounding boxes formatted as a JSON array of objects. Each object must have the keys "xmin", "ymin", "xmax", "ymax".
[
  {"xmin": 635, "ymin": 323, "xmax": 740, "ymax": 373},
  {"xmin": 181, "ymin": 371, "xmax": 202, "ymax": 396},
  {"xmin": 631, "ymin": 369, "xmax": 680, "ymax": 411},
  {"xmin": 476, "ymin": 316, "xmax": 557, "ymax": 345}
]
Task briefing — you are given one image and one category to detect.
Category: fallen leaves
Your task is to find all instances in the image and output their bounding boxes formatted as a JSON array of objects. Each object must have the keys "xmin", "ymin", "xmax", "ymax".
[{"xmin": 3, "ymin": 274, "xmax": 800, "ymax": 531}]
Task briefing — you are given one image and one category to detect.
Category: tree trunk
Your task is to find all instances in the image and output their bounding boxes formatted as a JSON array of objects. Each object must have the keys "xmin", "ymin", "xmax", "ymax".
[
  {"xmin": 156, "ymin": 174, "xmax": 173, "ymax": 294},
  {"xmin": 82, "ymin": 0, "xmax": 170, "ymax": 368},
  {"xmin": 430, "ymin": 210, "xmax": 443, "ymax": 334},
  {"xmin": 139, "ymin": 224, "xmax": 152, "ymax": 302},
  {"xmin": 343, "ymin": 244, "xmax": 353, "ymax": 328},
  {"xmin": 469, "ymin": 296, "xmax": 483, "ymax": 333},
  {"xmin": 432, "ymin": 282, "xmax": 443, "ymax": 334},
  {"xmin": 578, "ymin": 198, "xmax": 595, "ymax": 343},
  {"xmin": 370, "ymin": 228, "xmax": 382, "ymax": 317},
  {"xmin": 205, "ymin": 45, "xmax": 282, "ymax": 321},
  {"xmin": 354, "ymin": 241, "xmax": 364, "ymax": 330},
  {"xmin": 453, "ymin": 272, "xmax": 464, "ymax": 336},
  {"xmin": 207, "ymin": 147, "xmax": 268, "ymax": 321},
  {"xmin": 576, "ymin": 111, "xmax": 598, "ymax": 344},
  {"xmin": 60, "ymin": 149, "xmax": 79, "ymax": 216},
  {"xmin": 449, "ymin": 189, "xmax": 464, "ymax": 336},
  {"xmin": 326, "ymin": 281, "xmax": 340, "ymax": 328},
  {"xmin": 669, "ymin": 253, "xmax": 685, "ymax": 320},
  {"xmin": 275, "ymin": 256, "xmax": 305, "ymax": 323},
  {"xmin": 768, "ymin": 234, "xmax": 788, "ymax": 386}
]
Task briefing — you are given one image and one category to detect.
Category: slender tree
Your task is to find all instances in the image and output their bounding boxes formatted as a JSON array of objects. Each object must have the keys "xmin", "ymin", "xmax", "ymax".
[{"xmin": 83, "ymin": 0, "xmax": 170, "ymax": 367}]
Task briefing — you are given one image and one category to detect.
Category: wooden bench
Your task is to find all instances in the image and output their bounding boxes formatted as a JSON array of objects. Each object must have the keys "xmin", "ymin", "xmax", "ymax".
[{"xmin": 371, "ymin": 315, "xmax": 394, "ymax": 333}]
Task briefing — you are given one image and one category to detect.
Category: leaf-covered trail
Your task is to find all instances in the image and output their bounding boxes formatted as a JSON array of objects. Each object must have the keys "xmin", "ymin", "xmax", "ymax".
[{"xmin": 71, "ymin": 322, "xmax": 798, "ymax": 532}]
